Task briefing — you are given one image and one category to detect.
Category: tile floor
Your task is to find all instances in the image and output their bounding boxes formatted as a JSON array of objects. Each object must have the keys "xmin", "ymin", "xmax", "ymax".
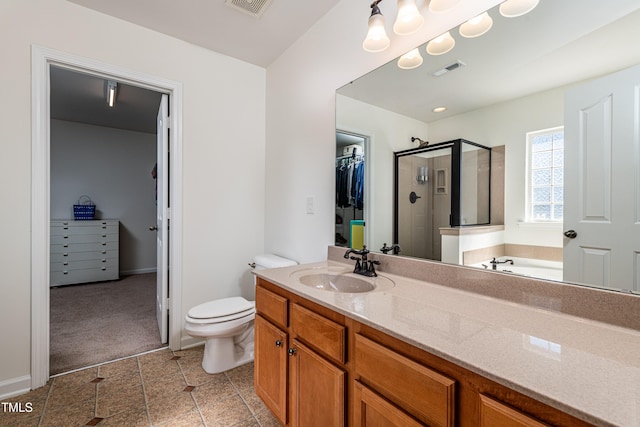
[{"xmin": 1, "ymin": 346, "xmax": 282, "ymax": 427}]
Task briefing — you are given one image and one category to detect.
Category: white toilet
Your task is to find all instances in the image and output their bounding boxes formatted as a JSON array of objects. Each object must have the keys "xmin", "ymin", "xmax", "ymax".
[{"xmin": 184, "ymin": 254, "xmax": 297, "ymax": 374}]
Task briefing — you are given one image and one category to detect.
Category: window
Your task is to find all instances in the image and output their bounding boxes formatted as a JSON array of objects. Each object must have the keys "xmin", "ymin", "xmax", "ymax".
[{"xmin": 526, "ymin": 127, "xmax": 564, "ymax": 221}]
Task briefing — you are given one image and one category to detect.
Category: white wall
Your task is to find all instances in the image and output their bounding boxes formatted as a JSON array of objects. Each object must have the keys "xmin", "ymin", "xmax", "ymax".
[
  {"xmin": 336, "ymin": 95, "xmax": 430, "ymax": 252},
  {"xmin": 51, "ymin": 120, "xmax": 157, "ymax": 274},
  {"xmin": 265, "ymin": 0, "xmax": 502, "ymax": 264},
  {"xmin": 428, "ymin": 85, "xmax": 570, "ymax": 248},
  {"xmin": 0, "ymin": 0, "xmax": 265, "ymax": 391}
]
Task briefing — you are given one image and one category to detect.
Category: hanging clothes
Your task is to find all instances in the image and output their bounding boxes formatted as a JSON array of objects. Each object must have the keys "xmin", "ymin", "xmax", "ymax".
[{"xmin": 336, "ymin": 155, "xmax": 365, "ymax": 209}]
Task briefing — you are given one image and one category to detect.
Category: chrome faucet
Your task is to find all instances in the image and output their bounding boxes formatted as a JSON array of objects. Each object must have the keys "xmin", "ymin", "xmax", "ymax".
[{"xmin": 344, "ymin": 246, "xmax": 380, "ymax": 277}]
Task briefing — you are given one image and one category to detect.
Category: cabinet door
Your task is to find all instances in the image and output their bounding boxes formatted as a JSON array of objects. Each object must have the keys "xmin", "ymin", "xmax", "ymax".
[
  {"xmin": 353, "ymin": 381, "xmax": 423, "ymax": 427},
  {"xmin": 479, "ymin": 394, "xmax": 549, "ymax": 427},
  {"xmin": 255, "ymin": 315, "xmax": 288, "ymax": 425},
  {"xmin": 290, "ymin": 339, "xmax": 346, "ymax": 427}
]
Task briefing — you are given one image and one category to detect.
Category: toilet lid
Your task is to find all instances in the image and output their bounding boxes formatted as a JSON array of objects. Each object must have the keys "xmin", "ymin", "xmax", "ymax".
[{"xmin": 188, "ymin": 297, "xmax": 255, "ymax": 320}]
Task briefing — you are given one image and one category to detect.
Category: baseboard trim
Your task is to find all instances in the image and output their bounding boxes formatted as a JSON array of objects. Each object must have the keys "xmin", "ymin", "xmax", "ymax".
[
  {"xmin": 120, "ymin": 268, "xmax": 157, "ymax": 276},
  {"xmin": 0, "ymin": 375, "xmax": 31, "ymax": 400},
  {"xmin": 180, "ymin": 336, "xmax": 204, "ymax": 350}
]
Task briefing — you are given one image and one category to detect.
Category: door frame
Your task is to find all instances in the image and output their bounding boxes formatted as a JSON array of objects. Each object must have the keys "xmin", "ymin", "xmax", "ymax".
[{"xmin": 31, "ymin": 46, "xmax": 183, "ymax": 388}]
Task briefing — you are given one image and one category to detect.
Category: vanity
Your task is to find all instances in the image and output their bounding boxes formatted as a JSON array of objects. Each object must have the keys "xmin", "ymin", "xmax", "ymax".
[{"xmin": 253, "ymin": 246, "xmax": 640, "ymax": 427}]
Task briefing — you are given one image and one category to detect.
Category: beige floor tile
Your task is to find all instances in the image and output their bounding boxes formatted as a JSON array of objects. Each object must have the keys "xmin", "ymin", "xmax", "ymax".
[
  {"xmin": 0, "ymin": 412, "xmax": 43, "ymax": 427},
  {"xmin": 191, "ymin": 373, "xmax": 238, "ymax": 405},
  {"xmin": 45, "ymin": 382, "xmax": 96, "ymax": 413},
  {"xmin": 254, "ymin": 408, "xmax": 284, "ymax": 427},
  {"xmin": 96, "ymin": 384, "xmax": 146, "ymax": 418},
  {"xmin": 238, "ymin": 386, "xmax": 269, "ymax": 415},
  {"xmin": 198, "ymin": 393, "xmax": 253, "ymax": 427},
  {"xmin": 179, "ymin": 364, "xmax": 224, "ymax": 387},
  {"xmin": 146, "ymin": 389, "xmax": 197, "ymax": 425},
  {"xmin": 142, "ymin": 375, "xmax": 188, "ymax": 402},
  {"xmin": 98, "ymin": 357, "xmax": 140, "ymax": 379},
  {"xmin": 98, "ymin": 407, "xmax": 150, "ymax": 427},
  {"xmin": 154, "ymin": 407, "xmax": 206, "ymax": 427},
  {"xmin": 40, "ymin": 397, "xmax": 96, "ymax": 427},
  {"xmin": 225, "ymin": 362, "xmax": 254, "ymax": 391},
  {"xmin": 51, "ymin": 367, "xmax": 98, "ymax": 389}
]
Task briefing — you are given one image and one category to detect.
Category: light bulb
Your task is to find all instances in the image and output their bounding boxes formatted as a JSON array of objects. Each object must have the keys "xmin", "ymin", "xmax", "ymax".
[
  {"xmin": 428, "ymin": 0, "xmax": 461, "ymax": 13},
  {"xmin": 397, "ymin": 48, "xmax": 423, "ymax": 70},
  {"xmin": 393, "ymin": 0, "xmax": 424, "ymax": 36},
  {"xmin": 459, "ymin": 11, "xmax": 493, "ymax": 38},
  {"xmin": 499, "ymin": 0, "xmax": 539, "ymax": 17},
  {"xmin": 363, "ymin": 13, "xmax": 390, "ymax": 52},
  {"xmin": 426, "ymin": 31, "xmax": 455, "ymax": 55}
]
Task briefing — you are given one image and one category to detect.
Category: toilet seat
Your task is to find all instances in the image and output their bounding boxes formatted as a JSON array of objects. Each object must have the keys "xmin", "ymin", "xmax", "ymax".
[{"xmin": 186, "ymin": 297, "xmax": 255, "ymax": 324}]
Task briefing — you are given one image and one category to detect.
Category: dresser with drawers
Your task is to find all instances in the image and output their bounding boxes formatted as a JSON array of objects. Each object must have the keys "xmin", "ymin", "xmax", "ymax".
[{"xmin": 50, "ymin": 220, "xmax": 120, "ymax": 286}]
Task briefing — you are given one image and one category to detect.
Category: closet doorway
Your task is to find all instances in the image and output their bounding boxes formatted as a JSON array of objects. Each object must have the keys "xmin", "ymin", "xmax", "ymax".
[
  {"xmin": 31, "ymin": 47, "xmax": 183, "ymax": 387},
  {"xmin": 335, "ymin": 131, "xmax": 367, "ymax": 249}
]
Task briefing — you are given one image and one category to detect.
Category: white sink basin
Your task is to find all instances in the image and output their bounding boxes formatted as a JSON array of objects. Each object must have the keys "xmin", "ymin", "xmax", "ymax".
[{"xmin": 289, "ymin": 266, "xmax": 395, "ymax": 293}]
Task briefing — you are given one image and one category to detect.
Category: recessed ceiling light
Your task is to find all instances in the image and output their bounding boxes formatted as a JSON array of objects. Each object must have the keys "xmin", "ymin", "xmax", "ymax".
[{"xmin": 433, "ymin": 106, "xmax": 447, "ymax": 113}]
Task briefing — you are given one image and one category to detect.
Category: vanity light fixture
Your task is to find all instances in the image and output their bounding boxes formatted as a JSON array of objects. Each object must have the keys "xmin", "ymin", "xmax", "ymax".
[
  {"xmin": 499, "ymin": 0, "xmax": 539, "ymax": 17},
  {"xmin": 459, "ymin": 11, "xmax": 493, "ymax": 38},
  {"xmin": 106, "ymin": 80, "xmax": 117, "ymax": 108},
  {"xmin": 426, "ymin": 31, "xmax": 455, "ymax": 55},
  {"xmin": 428, "ymin": 0, "xmax": 461, "ymax": 13},
  {"xmin": 362, "ymin": 0, "xmax": 391, "ymax": 52},
  {"xmin": 397, "ymin": 48, "xmax": 423, "ymax": 69},
  {"xmin": 393, "ymin": 0, "xmax": 424, "ymax": 35}
]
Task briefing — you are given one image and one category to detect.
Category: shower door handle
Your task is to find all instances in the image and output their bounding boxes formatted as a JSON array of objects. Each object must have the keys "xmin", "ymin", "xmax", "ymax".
[
  {"xmin": 564, "ymin": 229, "xmax": 577, "ymax": 239},
  {"xmin": 149, "ymin": 225, "xmax": 158, "ymax": 231}
]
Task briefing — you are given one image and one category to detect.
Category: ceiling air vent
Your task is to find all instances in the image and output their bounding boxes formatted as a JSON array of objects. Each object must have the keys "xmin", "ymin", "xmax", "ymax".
[
  {"xmin": 432, "ymin": 60, "xmax": 466, "ymax": 77},
  {"xmin": 225, "ymin": 0, "xmax": 273, "ymax": 18}
]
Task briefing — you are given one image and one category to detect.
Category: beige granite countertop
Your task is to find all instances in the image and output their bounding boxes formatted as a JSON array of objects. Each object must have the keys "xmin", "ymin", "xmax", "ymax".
[{"xmin": 254, "ymin": 259, "xmax": 640, "ymax": 427}]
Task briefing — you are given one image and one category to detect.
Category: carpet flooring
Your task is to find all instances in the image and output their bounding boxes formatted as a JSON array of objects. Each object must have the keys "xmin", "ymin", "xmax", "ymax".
[{"xmin": 50, "ymin": 273, "xmax": 164, "ymax": 375}]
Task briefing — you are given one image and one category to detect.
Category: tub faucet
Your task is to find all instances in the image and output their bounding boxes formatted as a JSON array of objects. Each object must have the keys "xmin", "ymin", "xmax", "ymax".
[
  {"xmin": 489, "ymin": 257, "xmax": 514, "ymax": 270},
  {"xmin": 380, "ymin": 243, "xmax": 401, "ymax": 255}
]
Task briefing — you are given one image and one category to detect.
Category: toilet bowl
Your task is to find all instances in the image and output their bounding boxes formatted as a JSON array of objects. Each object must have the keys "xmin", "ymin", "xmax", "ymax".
[{"xmin": 184, "ymin": 254, "xmax": 297, "ymax": 374}]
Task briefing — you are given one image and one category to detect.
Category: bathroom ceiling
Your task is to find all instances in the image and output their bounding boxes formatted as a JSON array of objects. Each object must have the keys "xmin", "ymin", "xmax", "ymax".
[{"xmin": 67, "ymin": 0, "xmax": 342, "ymax": 68}]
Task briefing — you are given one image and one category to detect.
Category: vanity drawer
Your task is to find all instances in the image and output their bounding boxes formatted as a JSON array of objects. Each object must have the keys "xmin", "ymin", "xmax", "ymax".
[
  {"xmin": 354, "ymin": 334, "xmax": 455, "ymax": 427},
  {"xmin": 291, "ymin": 303, "xmax": 345, "ymax": 364},
  {"xmin": 256, "ymin": 284, "xmax": 289, "ymax": 329},
  {"xmin": 479, "ymin": 394, "xmax": 549, "ymax": 427}
]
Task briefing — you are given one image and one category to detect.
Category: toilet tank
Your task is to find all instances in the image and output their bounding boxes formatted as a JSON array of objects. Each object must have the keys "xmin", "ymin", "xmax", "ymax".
[{"xmin": 252, "ymin": 254, "xmax": 297, "ymax": 271}]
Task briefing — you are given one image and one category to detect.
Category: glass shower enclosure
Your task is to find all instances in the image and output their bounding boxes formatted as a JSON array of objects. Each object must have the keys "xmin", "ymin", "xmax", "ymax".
[{"xmin": 394, "ymin": 139, "xmax": 491, "ymax": 260}]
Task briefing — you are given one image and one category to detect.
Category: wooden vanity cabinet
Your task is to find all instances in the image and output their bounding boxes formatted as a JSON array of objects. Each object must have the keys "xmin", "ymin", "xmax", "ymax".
[
  {"xmin": 255, "ymin": 279, "xmax": 347, "ymax": 426},
  {"xmin": 255, "ymin": 278, "xmax": 595, "ymax": 427}
]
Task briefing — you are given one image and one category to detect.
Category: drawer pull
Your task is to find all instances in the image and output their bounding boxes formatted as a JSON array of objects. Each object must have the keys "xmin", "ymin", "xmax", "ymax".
[
  {"xmin": 63, "ymin": 253, "xmax": 68, "ymax": 257},
  {"xmin": 101, "ymin": 242, "xmax": 107, "ymax": 246},
  {"xmin": 275, "ymin": 340, "xmax": 283, "ymax": 347},
  {"xmin": 101, "ymin": 259, "xmax": 107, "ymax": 263},
  {"xmin": 63, "ymin": 235, "xmax": 68, "ymax": 239},
  {"xmin": 288, "ymin": 347, "xmax": 297, "ymax": 356},
  {"xmin": 62, "ymin": 271, "xmax": 68, "ymax": 275},
  {"xmin": 101, "ymin": 250, "xmax": 107, "ymax": 254},
  {"xmin": 63, "ymin": 244, "xmax": 69, "ymax": 248},
  {"xmin": 63, "ymin": 262, "xmax": 68, "ymax": 266},
  {"xmin": 101, "ymin": 234, "xmax": 107, "ymax": 238},
  {"xmin": 101, "ymin": 267, "xmax": 107, "ymax": 271}
]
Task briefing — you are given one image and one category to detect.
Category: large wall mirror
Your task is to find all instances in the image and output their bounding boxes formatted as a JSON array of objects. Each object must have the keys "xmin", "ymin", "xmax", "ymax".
[{"xmin": 336, "ymin": 0, "xmax": 640, "ymax": 293}]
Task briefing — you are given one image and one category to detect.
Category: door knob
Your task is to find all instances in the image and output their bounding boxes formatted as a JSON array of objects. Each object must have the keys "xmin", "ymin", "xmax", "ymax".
[
  {"xmin": 149, "ymin": 226, "xmax": 158, "ymax": 231},
  {"xmin": 564, "ymin": 229, "xmax": 577, "ymax": 239}
]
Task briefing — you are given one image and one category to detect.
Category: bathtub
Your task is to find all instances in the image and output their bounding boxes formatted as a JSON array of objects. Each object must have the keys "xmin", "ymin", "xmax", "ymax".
[{"xmin": 472, "ymin": 257, "xmax": 563, "ymax": 282}]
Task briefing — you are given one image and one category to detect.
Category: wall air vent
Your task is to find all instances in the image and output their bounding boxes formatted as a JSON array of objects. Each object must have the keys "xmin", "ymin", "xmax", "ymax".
[
  {"xmin": 225, "ymin": 0, "xmax": 273, "ymax": 18},
  {"xmin": 432, "ymin": 60, "xmax": 466, "ymax": 77}
]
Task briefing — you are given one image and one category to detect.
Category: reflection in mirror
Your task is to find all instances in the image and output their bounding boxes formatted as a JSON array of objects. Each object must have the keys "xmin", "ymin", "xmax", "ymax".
[
  {"xmin": 335, "ymin": 0, "xmax": 640, "ymax": 293},
  {"xmin": 394, "ymin": 139, "xmax": 491, "ymax": 260}
]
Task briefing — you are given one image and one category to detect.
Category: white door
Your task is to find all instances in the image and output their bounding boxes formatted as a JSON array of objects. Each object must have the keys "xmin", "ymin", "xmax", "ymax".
[
  {"xmin": 156, "ymin": 94, "xmax": 169, "ymax": 343},
  {"xmin": 563, "ymin": 64, "xmax": 640, "ymax": 292}
]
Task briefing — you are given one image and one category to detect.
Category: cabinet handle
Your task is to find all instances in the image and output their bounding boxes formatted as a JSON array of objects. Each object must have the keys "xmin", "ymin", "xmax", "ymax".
[
  {"xmin": 275, "ymin": 340, "xmax": 283, "ymax": 347},
  {"xmin": 288, "ymin": 348, "xmax": 297, "ymax": 356},
  {"xmin": 101, "ymin": 267, "xmax": 107, "ymax": 271},
  {"xmin": 62, "ymin": 271, "xmax": 68, "ymax": 275}
]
